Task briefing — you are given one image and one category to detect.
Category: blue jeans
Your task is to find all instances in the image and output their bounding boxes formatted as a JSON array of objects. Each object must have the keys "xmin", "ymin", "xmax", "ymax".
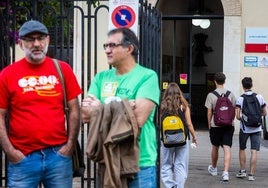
[
  {"xmin": 8, "ymin": 145, "xmax": 73, "ymax": 188},
  {"xmin": 128, "ymin": 166, "xmax": 156, "ymax": 188}
]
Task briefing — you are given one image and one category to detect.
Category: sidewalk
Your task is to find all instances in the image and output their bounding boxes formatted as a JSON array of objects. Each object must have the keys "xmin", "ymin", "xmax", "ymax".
[
  {"xmin": 74, "ymin": 130, "xmax": 268, "ymax": 188},
  {"xmin": 184, "ymin": 130, "xmax": 268, "ymax": 188}
]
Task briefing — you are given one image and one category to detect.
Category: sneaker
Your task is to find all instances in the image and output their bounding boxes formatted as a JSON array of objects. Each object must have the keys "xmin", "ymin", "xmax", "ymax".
[
  {"xmin": 222, "ymin": 171, "xmax": 229, "ymax": 181},
  {"xmin": 248, "ymin": 174, "xmax": 255, "ymax": 181},
  {"xmin": 236, "ymin": 170, "xmax": 247, "ymax": 178},
  {"xmin": 208, "ymin": 165, "xmax": 217, "ymax": 176}
]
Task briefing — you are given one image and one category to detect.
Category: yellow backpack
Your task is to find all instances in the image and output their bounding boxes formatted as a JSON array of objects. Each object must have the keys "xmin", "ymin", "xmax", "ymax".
[{"xmin": 161, "ymin": 109, "xmax": 189, "ymax": 147}]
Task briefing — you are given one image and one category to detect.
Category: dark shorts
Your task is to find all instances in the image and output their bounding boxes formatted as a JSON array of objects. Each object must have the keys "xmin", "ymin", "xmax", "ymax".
[
  {"xmin": 209, "ymin": 126, "xmax": 234, "ymax": 147},
  {"xmin": 239, "ymin": 130, "xmax": 261, "ymax": 151}
]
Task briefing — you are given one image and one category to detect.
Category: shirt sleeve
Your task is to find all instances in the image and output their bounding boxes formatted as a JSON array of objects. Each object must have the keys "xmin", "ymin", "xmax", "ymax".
[
  {"xmin": 135, "ymin": 71, "xmax": 160, "ymax": 105},
  {"xmin": 204, "ymin": 93, "xmax": 213, "ymax": 109}
]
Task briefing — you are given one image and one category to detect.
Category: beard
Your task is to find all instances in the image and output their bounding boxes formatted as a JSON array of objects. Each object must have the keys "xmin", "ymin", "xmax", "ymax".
[{"xmin": 24, "ymin": 44, "xmax": 48, "ymax": 63}]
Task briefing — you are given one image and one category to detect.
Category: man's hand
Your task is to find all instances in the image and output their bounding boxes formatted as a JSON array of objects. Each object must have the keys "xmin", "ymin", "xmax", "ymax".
[
  {"xmin": 58, "ymin": 143, "xmax": 74, "ymax": 157},
  {"xmin": 81, "ymin": 95, "xmax": 101, "ymax": 123},
  {"xmin": 6, "ymin": 148, "xmax": 25, "ymax": 163}
]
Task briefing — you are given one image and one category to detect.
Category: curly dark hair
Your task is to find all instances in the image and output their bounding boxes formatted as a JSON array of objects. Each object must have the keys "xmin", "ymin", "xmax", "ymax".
[{"xmin": 160, "ymin": 82, "xmax": 189, "ymax": 117}]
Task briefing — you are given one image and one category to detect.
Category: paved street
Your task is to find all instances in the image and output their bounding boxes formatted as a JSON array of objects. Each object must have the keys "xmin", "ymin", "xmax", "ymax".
[{"xmin": 184, "ymin": 130, "xmax": 268, "ymax": 188}]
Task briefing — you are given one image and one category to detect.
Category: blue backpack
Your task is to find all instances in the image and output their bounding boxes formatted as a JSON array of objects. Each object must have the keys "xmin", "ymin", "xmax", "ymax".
[{"xmin": 241, "ymin": 93, "xmax": 262, "ymax": 128}]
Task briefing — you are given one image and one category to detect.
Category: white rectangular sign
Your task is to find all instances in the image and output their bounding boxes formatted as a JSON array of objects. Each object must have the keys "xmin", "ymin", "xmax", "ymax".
[
  {"xmin": 245, "ymin": 27, "xmax": 268, "ymax": 44},
  {"xmin": 245, "ymin": 28, "xmax": 268, "ymax": 52}
]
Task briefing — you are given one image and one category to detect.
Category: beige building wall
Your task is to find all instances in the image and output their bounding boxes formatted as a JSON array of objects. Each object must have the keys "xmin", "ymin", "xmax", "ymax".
[
  {"xmin": 148, "ymin": 0, "xmax": 268, "ymax": 131},
  {"xmin": 240, "ymin": 0, "xmax": 268, "ymax": 101},
  {"xmin": 222, "ymin": 0, "xmax": 241, "ymax": 103}
]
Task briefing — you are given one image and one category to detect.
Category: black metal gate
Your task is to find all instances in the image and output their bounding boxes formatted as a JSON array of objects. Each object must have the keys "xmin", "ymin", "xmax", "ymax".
[{"xmin": 0, "ymin": 0, "xmax": 161, "ymax": 187}]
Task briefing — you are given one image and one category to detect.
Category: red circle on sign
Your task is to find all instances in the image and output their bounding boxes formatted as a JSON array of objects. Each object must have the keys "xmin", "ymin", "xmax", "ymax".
[{"xmin": 111, "ymin": 5, "xmax": 136, "ymax": 28}]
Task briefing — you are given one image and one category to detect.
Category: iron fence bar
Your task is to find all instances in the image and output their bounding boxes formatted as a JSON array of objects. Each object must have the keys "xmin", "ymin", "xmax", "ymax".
[
  {"xmin": 93, "ymin": 4, "xmax": 108, "ymax": 75},
  {"xmin": 86, "ymin": 0, "xmax": 92, "ymax": 96},
  {"xmin": 189, "ymin": 23, "xmax": 193, "ymax": 105},
  {"xmin": 87, "ymin": 1, "xmax": 92, "ymax": 187},
  {"xmin": 5, "ymin": 0, "xmax": 11, "ymax": 66},
  {"xmin": 172, "ymin": 20, "xmax": 176, "ymax": 82},
  {"xmin": 148, "ymin": 3, "xmax": 153, "ymax": 69},
  {"xmin": 72, "ymin": 4, "xmax": 86, "ymax": 187},
  {"xmin": 32, "ymin": 0, "xmax": 37, "ymax": 19},
  {"xmin": 77, "ymin": 4, "xmax": 87, "ymax": 186},
  {"xmin": 0, "ymin": 0, "xmax": 6, "ymax": 70}
]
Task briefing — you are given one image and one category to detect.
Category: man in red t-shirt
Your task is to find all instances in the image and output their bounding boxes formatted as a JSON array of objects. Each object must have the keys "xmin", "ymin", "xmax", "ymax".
[{"xmin": 0, "ymin": 20, "xmax": 81, "ymax": 188}]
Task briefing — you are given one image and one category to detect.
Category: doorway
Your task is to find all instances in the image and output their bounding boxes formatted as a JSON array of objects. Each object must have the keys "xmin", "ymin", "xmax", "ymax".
[{"xmin": 157, "ymin": 0, "xmax": 224, "ymax": 129}]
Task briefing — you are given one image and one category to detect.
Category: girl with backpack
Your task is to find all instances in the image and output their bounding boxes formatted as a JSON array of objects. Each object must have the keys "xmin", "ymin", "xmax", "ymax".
[{"xmin": 160, "ymin": 82, "xmax": 197, "ymax": 188}]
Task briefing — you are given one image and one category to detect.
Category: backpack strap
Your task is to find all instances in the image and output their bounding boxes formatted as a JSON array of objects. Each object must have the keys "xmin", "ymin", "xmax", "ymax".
[
  {"xmin": 225, "ymin": 90, "xmax": 231, "ymax": 97},
  {"xmin": 212, "ymin": 90, "xmax": 231, "ymax": 98},
  {"xmin": 252, "ymin": 92, "xmax": 257, "ymax": 98},
  {"xmin": 161, "ymin": 109, "xmax": 168, "ymax": 121},
  {"xmin": 178, "ymin": 107, "xmax": 190, "ymax": 140},
  {"xmin": 241, "ymin": 93, "xmax": 246, "ymax": 130},
  {"xmin": 212, "ymin": 90, "xmax": 220, "ymax": 98}
]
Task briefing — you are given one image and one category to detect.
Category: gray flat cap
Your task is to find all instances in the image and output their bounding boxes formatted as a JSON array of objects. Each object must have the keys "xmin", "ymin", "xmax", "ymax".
[{"xmin": 19, "ymin": 20, "xmax": 48, "ymax": 38}]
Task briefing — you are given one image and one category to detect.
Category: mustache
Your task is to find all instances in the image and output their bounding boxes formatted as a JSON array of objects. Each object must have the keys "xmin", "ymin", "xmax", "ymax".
[
  {"xmin": 32, "ymin": 47, "xmax": 43, "ymax": 51},
  {"xmin": 31, "ymin": 45, "xmax": 48, "ymax": 54}
]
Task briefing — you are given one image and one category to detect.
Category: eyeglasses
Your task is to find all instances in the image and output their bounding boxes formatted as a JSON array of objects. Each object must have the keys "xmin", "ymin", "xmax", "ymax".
[
  {"xmin": 103, "ymin": 42, "xmax": 123, "ymax": 50},
  {"xmin": 21, "ymin": 35, "xmax": 47, "ymax": 43}
]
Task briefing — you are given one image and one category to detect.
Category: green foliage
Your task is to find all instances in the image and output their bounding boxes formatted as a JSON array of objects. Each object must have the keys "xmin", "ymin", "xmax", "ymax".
[
  {"xmin": 0, "ymin": 0, "xmax": 101, "ymax": 44},
  {"xmin": 91, "ymin": 0, "xmax": 100, "ymax": 8}
]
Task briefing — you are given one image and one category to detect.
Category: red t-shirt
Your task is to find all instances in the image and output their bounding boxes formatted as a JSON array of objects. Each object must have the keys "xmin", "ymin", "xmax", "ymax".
[{"xmin": 0, "ymin": 57, "xmax": 82, "ymax": 155}]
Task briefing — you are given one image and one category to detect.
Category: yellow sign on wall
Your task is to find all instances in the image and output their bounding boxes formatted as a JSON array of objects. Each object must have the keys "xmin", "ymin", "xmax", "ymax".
[{"xmin": 163, "ymin": 82, "xmax": 168, "ymax": 90}]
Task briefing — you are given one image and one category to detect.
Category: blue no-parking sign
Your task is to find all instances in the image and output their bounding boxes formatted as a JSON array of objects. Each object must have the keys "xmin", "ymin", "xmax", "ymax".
[
  {"xmin": 109, "ymin": 0, "xmax": 138, "ymax": 35},
  {"xmin": 111, "ymin": 5, "xmax": 135, "ymax": 28}
]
